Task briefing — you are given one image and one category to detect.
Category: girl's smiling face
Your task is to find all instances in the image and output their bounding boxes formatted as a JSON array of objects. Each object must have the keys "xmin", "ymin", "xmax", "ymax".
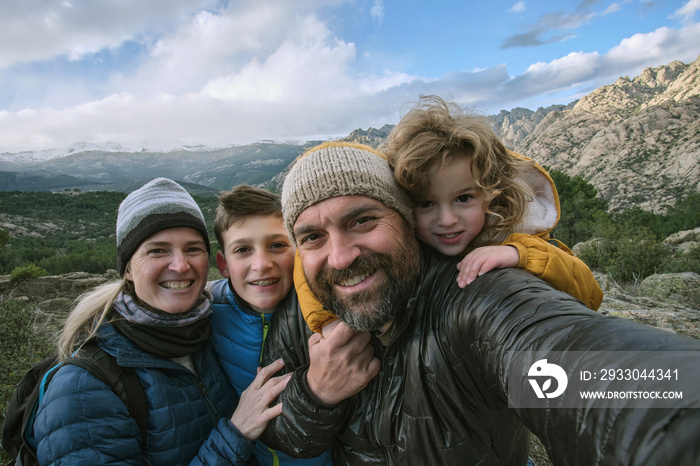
[{"xmin": 413, "ymin": 155, "xmax": 486, "ymax": 256}]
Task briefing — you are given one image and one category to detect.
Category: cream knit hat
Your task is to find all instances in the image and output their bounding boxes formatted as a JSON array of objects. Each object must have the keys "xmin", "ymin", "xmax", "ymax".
[{"xmin": 281, "ymin": 142, "xmax": 415, "ymax": 242}]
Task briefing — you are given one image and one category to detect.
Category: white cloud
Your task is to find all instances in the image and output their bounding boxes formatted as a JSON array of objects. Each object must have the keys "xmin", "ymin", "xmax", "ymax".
[
  {"xmin": 370, "ymin": 0, "xmax": 385, "ymax": 24},
  {"xmin": 601, "ymin": 3, "xmax": 622, "ymax": 16},
  {"xmin": 0, "ymin": 1, "xmax": 420, "ymax": 152},
  {"xmin": 112, "ymin": 4, "xmax": 310, "ymax": 98},
  {"xmin": 605, "ymin": 24, "xmax": 700, "ymax": 69},
  {"xmin": 0, "ymin": 0, "xmax": 219, "ymax": 69},
  {"xmin": 0, "ymin": 1, "xmax": 698, "ymax": 153},
  {"xmin": 493, "ymin": 23, "xmax": 700, "ymax": 111},
  {"xmin": 200, "ymin": 12, "xmax": 415, "ymax": 103},
  {"xmin": 511, "ymin": 51, "xmax": 603, "ymax": 95},
  {"xmin": 509, "ymin": 2, "xmax": 526, "ymax": 13},
  {"xmin": 202, "ymin": 18, "xmax": 358, "ymax": 101},
  {"xmin": 672, "ymin": 0, "xmax": 700, "ymax": 23}
]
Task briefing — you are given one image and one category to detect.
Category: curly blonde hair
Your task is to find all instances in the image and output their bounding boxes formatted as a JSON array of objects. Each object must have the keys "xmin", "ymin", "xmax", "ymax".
[{"xmin": 382, "ymin": 95, "xmax": 533, "ymax": 247}]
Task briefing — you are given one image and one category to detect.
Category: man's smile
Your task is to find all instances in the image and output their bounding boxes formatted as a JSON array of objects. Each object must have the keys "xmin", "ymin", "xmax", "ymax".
[{"xmin": 338, "ymin": 270, "xmax": 374, "ymax": 287}]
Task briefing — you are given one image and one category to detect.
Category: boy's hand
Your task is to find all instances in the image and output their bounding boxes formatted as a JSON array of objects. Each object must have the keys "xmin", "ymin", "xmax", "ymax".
[
  {"xmin": 231, "ymin": 358, "xmax": 291, "ymax": 440},
  {"xmin": 320, "ymin": 317, "xmax": 340, "ymax": 338},
  {"xmin": 456, "ymin": 245, "xmax": 519, "ymax": 288},
  {"xmin": 307, "ymin": 322, "xmax": 380, "ymax": 405}
]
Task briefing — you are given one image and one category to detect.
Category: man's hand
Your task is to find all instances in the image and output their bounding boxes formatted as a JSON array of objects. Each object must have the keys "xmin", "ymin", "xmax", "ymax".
[
  {"xmin": 307, "ymin": 322, "xmax": 380, "ymax": 405},
  {"xmin": 456, "ymin": 245, "xmax": 519, "ymax": 288}
]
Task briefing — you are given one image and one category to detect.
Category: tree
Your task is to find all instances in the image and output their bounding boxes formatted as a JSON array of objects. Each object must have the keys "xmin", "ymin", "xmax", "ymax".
[
  {"xmin": 548, "ymin": 169, "xmax": 609, "ymax": 246},
  {"xmin": 661, "ymin": 192, "xmax": 700, "ymax": 237},
  {"xmin": 0, "ymin": 229, "xmax": 9, "ymax": 248}
]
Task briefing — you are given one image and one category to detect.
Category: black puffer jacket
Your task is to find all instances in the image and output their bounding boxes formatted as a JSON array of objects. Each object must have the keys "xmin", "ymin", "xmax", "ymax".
[{"xmin": 261, "ymin": 249, "xmax": 700, "ymax": 465}]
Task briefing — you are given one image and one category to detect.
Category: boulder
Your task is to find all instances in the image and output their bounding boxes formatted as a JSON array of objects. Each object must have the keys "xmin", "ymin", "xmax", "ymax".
[
  {"xmin": 664, "ymin": 227, "xmax": 700, "ymax": 246},
  {"xmin": 571, "ymin": 238, "xmax": 602, "ymax": 256},
  {"xmin": 664, "ymin": 227, "xmax": 700, "ymax": 254},
  {"xmin": 638, "ymin": 272, "xmax": 700, "ymax": 309}
]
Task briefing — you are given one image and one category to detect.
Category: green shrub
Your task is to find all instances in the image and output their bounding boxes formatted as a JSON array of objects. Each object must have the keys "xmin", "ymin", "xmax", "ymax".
[
  {"xmin": 0, "ymin": 299, "xmax": 54, "ymax": 431},
  {"xmin": 660, "ymin": 246, "xmax": 700, "ymax": 275},
  {"xmin": 577, "ymin": 224, "xmax": 671, "ymax": 283},
  {"xmin": 660, "ymin": 192, "xmax": 700, "ymax": 237},
  {"xmin": 10, "ymin": 263, "xmax": 48, "ymax": 281}
]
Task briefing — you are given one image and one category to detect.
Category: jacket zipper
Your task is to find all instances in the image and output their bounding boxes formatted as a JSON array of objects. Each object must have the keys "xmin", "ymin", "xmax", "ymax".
[
  {"xmin": 191, "ymin": 364, "xmax": 217, "ymax": 422},
  {"xmin": 259, "ymin": 313, "xmax": 279, "ymax": 466},
  {"xmin": 259, "ymin": 313, "xmax": 270, "ymax": 364}
]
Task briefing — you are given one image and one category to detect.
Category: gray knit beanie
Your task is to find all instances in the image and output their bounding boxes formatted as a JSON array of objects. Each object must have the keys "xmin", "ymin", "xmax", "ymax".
[
  {"xmin": 116, "ymin": 178, "xmax": 210, "ymax": 275},
  {"xmin": 281, "ymin": 142, "xmax": 415, "ymax": 242}
]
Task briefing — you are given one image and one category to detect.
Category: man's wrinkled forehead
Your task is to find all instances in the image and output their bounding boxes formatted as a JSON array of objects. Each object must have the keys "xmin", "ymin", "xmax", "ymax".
[{"xmin": 293, "ymin": 195, "xmax": 398, "ymax": 237}]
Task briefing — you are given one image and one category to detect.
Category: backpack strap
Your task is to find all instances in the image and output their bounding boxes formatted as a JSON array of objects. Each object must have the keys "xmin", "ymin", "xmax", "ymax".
[{"xmin": 67, "ymin": 342, "xmax": 149, "ymax": 449}]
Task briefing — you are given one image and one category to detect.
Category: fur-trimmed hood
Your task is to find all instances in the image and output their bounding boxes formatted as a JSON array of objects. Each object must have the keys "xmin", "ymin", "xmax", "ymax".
[{"xmin": 511, "ymin": 151, "xmax": 560, "ymax": 235}]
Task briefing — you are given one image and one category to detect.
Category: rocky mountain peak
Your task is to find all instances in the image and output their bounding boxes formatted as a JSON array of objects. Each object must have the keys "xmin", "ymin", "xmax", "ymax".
[
  {"xmin": 643, "ymin": 55, "xmax": 700, "ymax": 108},
  {"xmin": 490, "ymin": 56, "xmax": 700, "ymax": 213},
  {"xmin": 572, "ymin": 61, "xmax": 688, "ymax": 115},
  {"xmin": 342, "ymin": 124, "xmax": 394, "ymax": 148}
]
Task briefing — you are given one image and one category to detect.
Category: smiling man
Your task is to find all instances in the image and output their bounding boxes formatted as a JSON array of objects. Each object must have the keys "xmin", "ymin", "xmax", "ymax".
[
  {"xmin": 260, "ymin": 142, "xmax": 700, "ymax": 465},
  {"xmin": 293, "ymin": 194, "xmax": 418, "ymax": 333}
]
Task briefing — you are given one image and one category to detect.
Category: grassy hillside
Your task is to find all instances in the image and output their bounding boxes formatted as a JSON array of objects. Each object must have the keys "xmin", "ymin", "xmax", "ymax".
[{"xmin": 0, "ymin": 190, "xmax": 220, "ymax": 275}]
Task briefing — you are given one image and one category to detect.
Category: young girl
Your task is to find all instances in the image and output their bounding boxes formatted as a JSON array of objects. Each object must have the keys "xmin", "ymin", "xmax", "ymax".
[{"xmin": 298, "ymin": 96, "xmax": 603, "ymax": 336}]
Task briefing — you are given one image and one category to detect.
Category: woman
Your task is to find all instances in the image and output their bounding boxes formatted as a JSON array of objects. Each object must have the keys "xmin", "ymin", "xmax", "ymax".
[{"xmin": 33, "ymin": 178, "xmax": 290, "ymax": 465}]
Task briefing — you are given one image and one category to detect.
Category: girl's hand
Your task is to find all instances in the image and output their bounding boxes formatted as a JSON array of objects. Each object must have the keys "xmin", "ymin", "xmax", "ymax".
[
  {"xmin": 456, "ymin": 245, "xmax": 519, "ymax": 288},
  {"xmin": 230, "ymin": 358, "xmax": 291, "ymax": 440}
]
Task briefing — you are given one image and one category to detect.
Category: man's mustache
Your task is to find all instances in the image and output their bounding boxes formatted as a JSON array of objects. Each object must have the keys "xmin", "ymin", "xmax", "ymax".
[{"xmin": 316, "ymin": 253, "xmax": 393, "ymax": 287}]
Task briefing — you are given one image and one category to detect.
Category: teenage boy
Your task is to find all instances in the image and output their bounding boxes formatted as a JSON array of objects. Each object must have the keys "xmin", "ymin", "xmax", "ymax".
[{"xmin": 209, "ymin": 184, "xmax": 332, "ymax": 466}]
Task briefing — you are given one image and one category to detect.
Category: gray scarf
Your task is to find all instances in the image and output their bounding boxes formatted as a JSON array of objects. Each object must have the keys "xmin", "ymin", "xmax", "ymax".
[{"xmin": 112, "ymin": 291, "xmax": 212, "ymax": 358}]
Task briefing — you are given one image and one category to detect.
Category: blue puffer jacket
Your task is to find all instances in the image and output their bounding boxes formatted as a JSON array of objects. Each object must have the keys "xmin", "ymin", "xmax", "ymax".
[
  {"xmin": 210, "ymin": 279, "xmax": 332, "ymax": 466},
  {"xmin": 33, "ymin": 323, "xmax": 253, "ymax": 465}
]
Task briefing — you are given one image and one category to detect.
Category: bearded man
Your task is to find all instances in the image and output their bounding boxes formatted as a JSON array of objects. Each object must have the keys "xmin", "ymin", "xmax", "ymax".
[{"xmin": 260, "ymin": 142, "xmax": 700, "ymax": 465}]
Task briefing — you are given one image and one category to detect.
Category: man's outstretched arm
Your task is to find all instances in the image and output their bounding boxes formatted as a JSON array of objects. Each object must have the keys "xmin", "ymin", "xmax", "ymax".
[{"xmin": 449, "ymin": 268, "xmax": 700, "ymax": 466}]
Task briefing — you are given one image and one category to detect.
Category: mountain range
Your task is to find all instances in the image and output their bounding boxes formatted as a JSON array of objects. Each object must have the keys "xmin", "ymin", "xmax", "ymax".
[{"xmin": 1, "ymin": 55, "xmax": 699, "ymax": 214}]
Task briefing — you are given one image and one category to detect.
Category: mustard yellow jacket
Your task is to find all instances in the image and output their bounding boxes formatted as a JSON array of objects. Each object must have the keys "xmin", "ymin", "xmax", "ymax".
[{"xmin": 296, "ymin": 153, "xmax": 603, "ymax": 333}]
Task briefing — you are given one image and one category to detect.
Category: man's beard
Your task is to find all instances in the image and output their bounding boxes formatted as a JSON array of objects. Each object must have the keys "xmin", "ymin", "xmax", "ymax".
[{"xmin": 307, "ymin": 232, "xmax": 420, "ymax": 333}]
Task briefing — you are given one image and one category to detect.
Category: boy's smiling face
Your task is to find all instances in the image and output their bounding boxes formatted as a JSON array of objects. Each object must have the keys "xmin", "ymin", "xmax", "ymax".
[{"xmin": 216, "ymin": 214, "xmax": 295, "ymax": 313}]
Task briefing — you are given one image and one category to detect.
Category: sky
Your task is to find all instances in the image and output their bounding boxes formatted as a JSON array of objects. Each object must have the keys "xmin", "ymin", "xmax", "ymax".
[{"xmin": 0, "ymin": 0, "xmax": 699, "ymax": 153}]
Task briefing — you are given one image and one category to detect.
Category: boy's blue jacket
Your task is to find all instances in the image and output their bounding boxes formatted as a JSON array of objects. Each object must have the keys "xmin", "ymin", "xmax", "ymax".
[
  {"xmin": 34, "ymin": 323, "xmax": 253, "ymax": 465},
  {"xmin": 209, "ymin": 278, "xmax": 332, "ymax": 466}
]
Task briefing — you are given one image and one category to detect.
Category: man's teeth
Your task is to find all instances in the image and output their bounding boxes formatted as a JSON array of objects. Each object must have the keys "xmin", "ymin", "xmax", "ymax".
[
  {"xmin": 160, "ymin": 281, "xmax": 193, "ymax": 290},
  {"xmin": 339, "ymin": 272, "xmax": 371, "ymax": 287},
  {"xmin": 251, "ymin": 279, "xmax": 278, "ymax": 286}
]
